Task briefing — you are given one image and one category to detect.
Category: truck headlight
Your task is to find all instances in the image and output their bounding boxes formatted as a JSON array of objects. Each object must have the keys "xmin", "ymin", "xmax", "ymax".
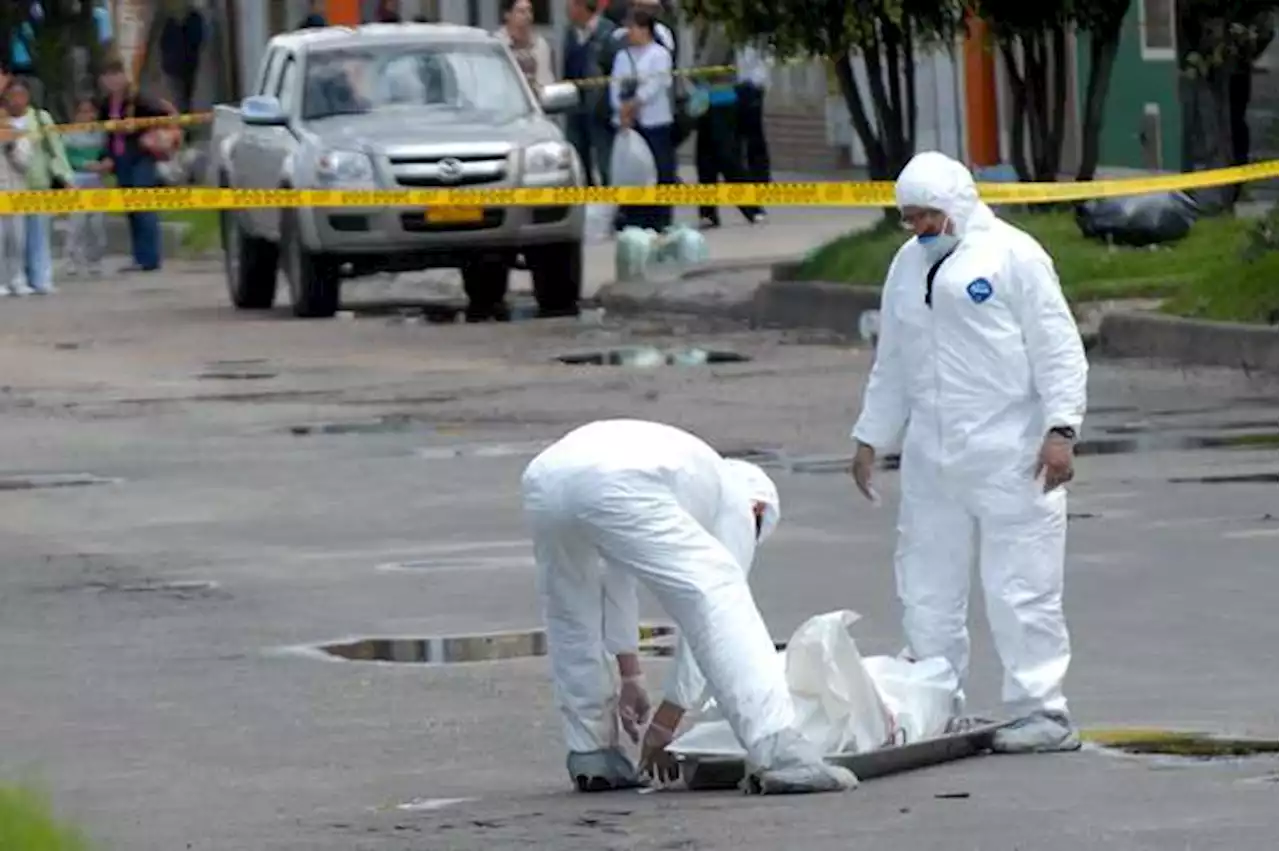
[
  {"xmin": 315, "ymin": 149, "xmax": 375, "ymax": 186},
  {"xmin": 522, "ymin": 141, "xmax": 573, "ymax": 175}
]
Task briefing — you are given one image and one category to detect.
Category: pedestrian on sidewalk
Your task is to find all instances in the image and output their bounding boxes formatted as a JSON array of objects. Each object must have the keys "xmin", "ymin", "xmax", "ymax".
[
  {"xmin": 690, "ymin": 23, "xmax": 763, "ymax": 229},
  {"xmin": 159, "ymin": 0, "xmax": 206, "ymax": 115},
  {"xmin": 609, "ymin": 6, "xmax": 676, "ymax": 231},
  {"xmin": 96, "ymin": 57, "xmax": 172, "ymax": 274},
  {"xmin": 3, "ymin": 76, "xmax": 72, "ymax": 296},
  {"xmin": 0, "ymin": 105, "xmax": 33, "ymax": 297},
  {"xmin": 734, "ymin": 42, "xmax": 772, "ymax": 187},
  {"xmin": 496, "ymin": 0, "xmax": 555, "ymax": 89},
  {"xmin": 562, "ymin": 0, "xmax": 617, "ymax": 186},
  {"xmin": 62, "ymin": 97, "xmax": 109, "ymax": 278}
]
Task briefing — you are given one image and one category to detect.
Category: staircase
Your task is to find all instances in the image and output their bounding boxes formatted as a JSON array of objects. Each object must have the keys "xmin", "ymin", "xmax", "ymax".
[{"xmin": 763, "ymin": 105, "xmax": 846, "ymax": 174}]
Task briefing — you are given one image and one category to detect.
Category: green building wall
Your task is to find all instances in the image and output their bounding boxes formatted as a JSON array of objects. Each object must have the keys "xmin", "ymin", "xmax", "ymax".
[{"xmin": 1076, "ymin": 5, "xmax": 1182, "ymax": 170}]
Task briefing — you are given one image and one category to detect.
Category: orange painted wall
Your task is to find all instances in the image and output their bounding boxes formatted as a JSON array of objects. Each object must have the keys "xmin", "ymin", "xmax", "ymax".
[
  {"xmin": 328, "ymin": 0, "xmax": 362, "ymax": 25},
  {"xmin": 963, "ymin": 15, "xmax": 1001, "ymax": 168}
]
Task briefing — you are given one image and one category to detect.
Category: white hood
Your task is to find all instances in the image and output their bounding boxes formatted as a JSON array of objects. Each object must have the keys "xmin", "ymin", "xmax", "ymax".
[
  {"xmin": 721, "ymin": 458, "xmax": 780, "ymax": 543},
  {"xmin": 894, "ymin": 151, "xmax": 994, "ymax": 237}
]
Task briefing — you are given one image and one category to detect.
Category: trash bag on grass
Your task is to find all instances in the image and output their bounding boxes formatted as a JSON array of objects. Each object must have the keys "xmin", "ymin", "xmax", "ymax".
[{"xmin": 1075, "ymin": 191, "xmax": 1200, "ymax": 247}]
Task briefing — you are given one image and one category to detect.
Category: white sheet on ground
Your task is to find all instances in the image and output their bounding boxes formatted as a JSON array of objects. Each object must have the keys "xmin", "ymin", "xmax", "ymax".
[{"xmin": 668, "ymin": 610, "xmax": 959, "ymax": 759}]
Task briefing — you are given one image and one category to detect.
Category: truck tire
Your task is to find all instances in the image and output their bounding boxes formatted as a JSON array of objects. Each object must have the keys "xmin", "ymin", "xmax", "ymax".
[
  {"xmin": 281, "ymin": 210, "xmax": 341, "ymax": 319},
  {"xmin": 527, "ymin": 241, "xmax": 583, "ymax": 318},
  {"xmin": 461, "ymin": 259, "xmax": 511, "ymax": 322},
  {"xmin": 221, "ymin": 208, "xmax": 278, "ymax": 310}
]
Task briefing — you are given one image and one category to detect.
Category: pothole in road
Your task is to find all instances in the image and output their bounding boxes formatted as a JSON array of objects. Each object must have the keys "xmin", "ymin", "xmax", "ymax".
[
  {"xmin": 557, "ymin": 347, "xmax": 751, "ymax": 367},
  {"xmin": 1083, "ymin": 729, "xmax": 1279, "ymax": 762},
  {"xmin": 0, "ymin": 473, "xmax": 120, "ymax": 492},
  {"xmin": 313, "ymin": 625, "xmax": 680, "ymax": 664}
]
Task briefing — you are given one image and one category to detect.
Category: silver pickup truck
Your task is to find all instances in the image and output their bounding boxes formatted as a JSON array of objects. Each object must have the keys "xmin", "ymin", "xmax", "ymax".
[{"xmin": 209, "ymin": 23, "xmax": 587, "ymax": 321}]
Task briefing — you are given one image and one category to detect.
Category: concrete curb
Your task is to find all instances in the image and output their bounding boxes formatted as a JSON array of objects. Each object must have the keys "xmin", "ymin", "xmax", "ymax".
[
  {"xmin": 1098, "ymin": 311, "xmax": 1278, "ymax": 373},
  {"xmin": 751, "ymin": 279, "xmax": 882, "ymax": 337}
]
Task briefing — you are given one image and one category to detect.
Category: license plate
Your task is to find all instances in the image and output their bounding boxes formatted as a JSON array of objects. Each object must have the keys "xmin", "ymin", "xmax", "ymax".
[{"xmin": 426, "ymin": 206, "xmax": 485, "ymax": 224}]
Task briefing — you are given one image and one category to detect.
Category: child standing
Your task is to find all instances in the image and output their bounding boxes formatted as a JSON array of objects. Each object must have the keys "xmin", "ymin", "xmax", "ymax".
[
  {"xmin": 62, "ymin": 98, "xmax": 108, "ymax": 277},
  {"xmin": 0, "ymin": 114, "xmax": 31, "ymax": 296}
]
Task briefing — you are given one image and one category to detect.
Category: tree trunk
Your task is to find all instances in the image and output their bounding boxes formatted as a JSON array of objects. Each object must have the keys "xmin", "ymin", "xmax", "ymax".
[
  {"xmin": 1076, "ymin": 23, "xmax": 1122, "ymax": 181},
  {"xmin": 999, "ymin": 42, "xmax": 1032, "ymax": 181},
  {"xmin": 1176, "ymin": 0, "xmax": 1243, "ymax": 213},
  {"xmin": 833, "ymin": 53, "xmax": 889, "ymax": 178}
]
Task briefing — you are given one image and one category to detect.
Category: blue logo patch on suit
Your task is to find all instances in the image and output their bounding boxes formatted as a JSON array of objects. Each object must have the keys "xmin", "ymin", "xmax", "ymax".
[{"xmin": 966, "ymin": 278, "xmax": 994, "ymax": 304}]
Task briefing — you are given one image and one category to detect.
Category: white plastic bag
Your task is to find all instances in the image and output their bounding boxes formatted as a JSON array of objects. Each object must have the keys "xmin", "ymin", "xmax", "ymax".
[
  {"xmin": 610, "ymin": 128, "xmax": 657, "ymax": 187},
  {"xmin": 584, "ymin": 203, "xmax": 615, "ymax": 244},
  {"xmin": 862, "ymin": 656, "xmax": 958, "ymax": 745},
  {"xmin": 615, "ymin": 226, "xmax": 656, "ymax": 282},
  {"xmin": 785, "ymin": 610, "xmax": 894, "ymax": 755},
  {"xmin": 668, "ymin": 609, "xmax": 960, "ymax": 760}
]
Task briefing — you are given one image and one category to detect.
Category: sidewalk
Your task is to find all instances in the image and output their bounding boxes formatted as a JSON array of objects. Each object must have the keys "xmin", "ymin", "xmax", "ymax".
[{"xmin": 360, "ymin": 166, "xmax": 883, "ymax": 304}]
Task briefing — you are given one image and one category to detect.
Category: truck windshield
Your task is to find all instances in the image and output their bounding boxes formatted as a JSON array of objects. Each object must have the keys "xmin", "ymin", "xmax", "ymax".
[{"xmin": 302, "ymin": 43, "xmax": 534, "ymax": 123}]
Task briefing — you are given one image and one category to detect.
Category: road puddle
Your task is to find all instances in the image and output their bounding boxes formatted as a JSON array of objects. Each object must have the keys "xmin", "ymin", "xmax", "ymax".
[
  {"xmin": 1083, "ymin": 729, "xmax": 1279, "ymax": 763},
  {"xmin": 0, "ymin": 473, "xmax": 119, "ymax": 491},
  {"xmin": 557, "ymin": 347, "xmax": 751, "ymax": 367},
  {"xmin": 315, "ymin": 625, "xmax": 679, "ymax": 664}
]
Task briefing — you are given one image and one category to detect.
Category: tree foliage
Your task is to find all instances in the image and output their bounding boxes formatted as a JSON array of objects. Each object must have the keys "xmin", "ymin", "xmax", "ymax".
[
  {"xmin": 977, "ymin": 0, "xmax": 1131, "ymax": 183},
  {"xmin": 681, "ymin": 0, "xmax": 963, "ymax": 180}
]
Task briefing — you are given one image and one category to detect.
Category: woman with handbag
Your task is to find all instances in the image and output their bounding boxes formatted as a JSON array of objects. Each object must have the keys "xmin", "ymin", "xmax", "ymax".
[
  {"xmin": 95, "ymin": 57, "xmax": 176, "ymax": 273},
  {"xmin": 608, "ymin": 7, "xmax": 676, "ymax": 232},
  {"xmin": 2, "ymin": 77, "xmax": 73, "ymax": 296}
]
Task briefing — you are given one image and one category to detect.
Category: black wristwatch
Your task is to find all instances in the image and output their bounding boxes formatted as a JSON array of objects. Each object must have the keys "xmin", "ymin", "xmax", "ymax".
[{"xmin": 1049, "ymin": 426, "xmax": 1077, "ymax": 441}]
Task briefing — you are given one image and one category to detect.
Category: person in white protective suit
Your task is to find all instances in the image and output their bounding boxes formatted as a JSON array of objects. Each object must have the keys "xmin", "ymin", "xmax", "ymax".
[
  {"xmin": 849, "ymin": 151, "xmax": 1089, "ymax": 754},
  {"xmin": 522, "ymin": 419, "xmax": 857, "ymax": 794}
]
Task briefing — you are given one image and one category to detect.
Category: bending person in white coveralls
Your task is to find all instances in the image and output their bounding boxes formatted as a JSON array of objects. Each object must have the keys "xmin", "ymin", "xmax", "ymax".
[
  {"xmin": 850, "ymin": 151, "xmax": 1089, "ymax": 753},
  {"xmin": 522, "ymin": 419, "xmax": 856, "ymax": 794}
]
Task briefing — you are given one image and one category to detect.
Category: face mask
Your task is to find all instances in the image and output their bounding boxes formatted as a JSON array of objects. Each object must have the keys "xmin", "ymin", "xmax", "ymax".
[{"xmin": 917, "ymin": 231, "xmax": 959, "ymax": 264}]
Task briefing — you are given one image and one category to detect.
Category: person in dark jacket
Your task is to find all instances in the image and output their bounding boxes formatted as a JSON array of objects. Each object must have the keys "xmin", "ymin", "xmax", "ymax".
[
  {"xmin": 374, "ymin": 0, "xmax": 403, "ymax": 22},
  {"xmin": 159, "ymin": 1, "xmax": 205, "ymax": 114},
  {"xmin": 691, "ymin": 23, "xmax": 763, "ymax": 228},
  {"xmin": 96, "ymin": 58, "xmax": 173, "ymax": 272},
  {"xmin": 299, "ymin": 0, "xmax": 328, "ymax": 28},
  {"xmin": 562, "ymin": 0, "xmax": 617, "ymax": 185}
]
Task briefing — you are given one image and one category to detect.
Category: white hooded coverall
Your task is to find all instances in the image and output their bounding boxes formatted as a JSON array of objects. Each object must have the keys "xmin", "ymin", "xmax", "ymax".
[
  {"xmin": 852, "ymin": 152, "xmax": 1088, "ymax": 717},
  {"xmin": 521, "ymin": 419, "xmax": 809, "ymax": 771}
]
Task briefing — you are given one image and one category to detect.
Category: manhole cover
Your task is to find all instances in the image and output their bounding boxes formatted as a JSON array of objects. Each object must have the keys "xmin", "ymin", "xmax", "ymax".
[
  {"xmin": 557, "ymin": 347, "xmax": 751, "ymax": 367},
  {"xmin": 0, "ymin": 473, "xmax": 119, "ymax": 492}
]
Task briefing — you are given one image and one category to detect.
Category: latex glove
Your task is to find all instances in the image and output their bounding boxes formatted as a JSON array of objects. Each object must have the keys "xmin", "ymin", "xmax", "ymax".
[
  {"xmin": 618, "ymin": 675, "xmax": 651, "ymax": 744},
  {"xmin": 639, "ymin": 721, "xmax": 679, "ymax": 784},
  {"xmin": 850, "ymin": 441, "xmax": 880, "ymax": 504},
  {"xmin": 1034, "ymin": 432, "xmax": 1075, "ymax": 492}
]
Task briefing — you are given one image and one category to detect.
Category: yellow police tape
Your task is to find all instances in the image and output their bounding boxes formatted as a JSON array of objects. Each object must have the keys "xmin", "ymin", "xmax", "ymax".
[{"xmin": 0, "ymin": 161, "xmax": 1275, "ymax": 216}]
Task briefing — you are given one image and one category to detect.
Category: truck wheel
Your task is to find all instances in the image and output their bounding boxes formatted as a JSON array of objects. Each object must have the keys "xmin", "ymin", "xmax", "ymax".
[
  {"xmin": 281, "ymin": 211, "xmax": 340, "ymax": 319},
  {"xmin": 221, "ymin": 209, "xmax": 278, "ymax": 310},
  {"xmin": 527, "ymin": 241, "xmax": 583, "ymax": 318},
  {"xmin": 461, "ymin": 259, "xmax": 511, "ymax": 322}
]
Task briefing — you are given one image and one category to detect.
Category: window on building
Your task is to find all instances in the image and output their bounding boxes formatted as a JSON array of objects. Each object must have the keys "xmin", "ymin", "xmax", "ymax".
[
  {"xmin": 496, "ymin": 0, "xmax": 552, "ymax": 27},
  {"xmin": 1139, "ymin": 0, "xmax": 1176, "ymax": 60}
]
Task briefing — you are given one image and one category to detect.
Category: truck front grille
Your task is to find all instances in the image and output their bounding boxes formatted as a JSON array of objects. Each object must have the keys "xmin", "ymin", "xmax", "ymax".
[{"xmin": 389, "ymin": 155, "xmax": 508, "ymax": 188}]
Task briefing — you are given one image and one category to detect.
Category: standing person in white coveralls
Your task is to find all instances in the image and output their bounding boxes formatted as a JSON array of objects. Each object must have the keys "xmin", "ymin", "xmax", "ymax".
[
  {"xmin": 849, "ymin": 151, "xmax": 1088, "ymax": 753},
  {"xmin": 522, "ymin": 419, "xmax": 856, "ymax": 794}
]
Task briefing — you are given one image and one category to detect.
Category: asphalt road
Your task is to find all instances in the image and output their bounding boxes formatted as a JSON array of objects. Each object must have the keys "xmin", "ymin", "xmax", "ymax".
[{"xmin": 0, "ymin": 264, "xmax": 1276, "ymax": 850}]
